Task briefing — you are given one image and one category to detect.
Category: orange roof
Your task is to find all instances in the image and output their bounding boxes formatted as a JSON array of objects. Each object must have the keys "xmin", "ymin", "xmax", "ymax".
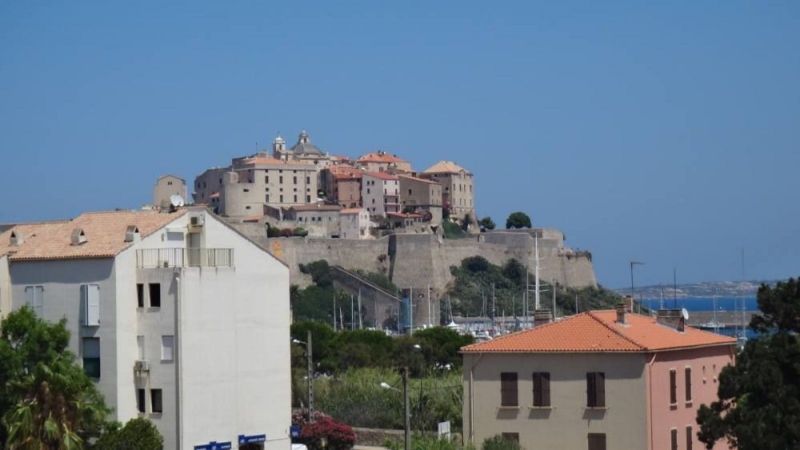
[
  {"xmin": 423, "ymin": 160, "xmax": 471, "ymax": 175},
  {"xmin": 461, "ymin": 310, "xmax": 736, "ymax": 354},
  {"xmin": 0, "ymin": 210, "xmax": 186, "ymax": 261},
  {"xmin": 363, "ymin": 171, "xmax": 399, "ymax": 181},
  {"xmin": 357, "ymin": 151, "xmax": 408, "ymax": 164}
]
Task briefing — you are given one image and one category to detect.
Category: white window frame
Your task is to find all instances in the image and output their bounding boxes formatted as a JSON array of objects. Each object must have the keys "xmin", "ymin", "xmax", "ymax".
[
  {"xmin": 24, "ymin": 285, "xmax": 44, "ymax": 316},
  {"xmin": 81, "ymin": 284, "xmax": 101, "ymax": 326},
  {"xmin": 161, "ymin": 335, "xmax": 174, "ymax": 362}
]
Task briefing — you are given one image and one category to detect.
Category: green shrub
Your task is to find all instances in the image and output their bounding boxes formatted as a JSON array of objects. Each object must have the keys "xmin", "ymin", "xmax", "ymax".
[
  {"xmin": 482, "ymin": 435, "xmax": 521, "ymax": 450},
  {"xmin": 442, "ymin": 221, "xmax": 465, "ymax": 239},
  {"xmin": 95, "ymin": 418, "xmax": 163, "ymax": 449}
]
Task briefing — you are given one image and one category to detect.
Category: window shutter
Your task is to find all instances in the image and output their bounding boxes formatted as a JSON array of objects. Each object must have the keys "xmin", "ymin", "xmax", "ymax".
[
  {"xmin": 686, "ymin": 426, "xmax": 693, "ymax": 450},
  {"xmin": 33, "ymin": 286, "xmax": 44, "ymax": 316},
  {"xmin": 587, "ymin": 373, "xmax": 596, "ymax": 407},
  {"xmin": 596, "ymin": 372, "xmax": 605, "ymax": 407},
  {"xmin": 670, "ymin": 369, "xmax": 677, "ymax": 404},
  {"xmin": 532, "ymin": 372, "xmax": 541, "ymax": 406},
  {"xmin": 685, "ymin": 367, "xmax": 692, "ymax": 402},
  {"xmin": 542, "ymin": 372, "xmax": 551, "ymax": 406},
  {"xmin": 671, "ymin": 429, "xmax": 678, "ymax": 450},
  {"xmin": 588, "ymin": 433, "xmax": 606, "ymax": 450},
  {"xmin": 87, "ymin": 285, "xmax": 100, "ymax": 326},
  {"xmin": 500, "ymin": 372, "xmax": 518, "ymax": 407}
]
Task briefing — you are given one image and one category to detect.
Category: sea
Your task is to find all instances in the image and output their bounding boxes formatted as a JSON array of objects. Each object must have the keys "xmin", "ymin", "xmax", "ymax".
[{"xmin": 640, "ymin": 295, "xmax": 760, "ymax": 340}]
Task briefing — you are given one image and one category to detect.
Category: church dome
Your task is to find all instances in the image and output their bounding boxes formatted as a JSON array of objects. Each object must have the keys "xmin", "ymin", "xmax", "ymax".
[{"xmin": 290, "ymin": 130, "xmax": 324, "ymax": 155}]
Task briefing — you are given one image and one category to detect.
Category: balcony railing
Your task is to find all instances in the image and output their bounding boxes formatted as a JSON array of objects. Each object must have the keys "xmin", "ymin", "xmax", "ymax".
[{"xmin": 136, "ymin": 248, "xmax": 234, "ymax": 268}]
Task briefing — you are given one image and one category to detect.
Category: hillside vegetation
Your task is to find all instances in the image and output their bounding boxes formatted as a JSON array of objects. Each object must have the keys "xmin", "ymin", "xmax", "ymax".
[{"xmin": 447, "ymin": 256, "xmax": 621, "ymax": 318}]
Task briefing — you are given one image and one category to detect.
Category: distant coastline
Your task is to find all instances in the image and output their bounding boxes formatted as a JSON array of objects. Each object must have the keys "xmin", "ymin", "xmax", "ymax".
[{"xmin": 616, "ymin": 280, "xmax": 772, "ymax": 299}]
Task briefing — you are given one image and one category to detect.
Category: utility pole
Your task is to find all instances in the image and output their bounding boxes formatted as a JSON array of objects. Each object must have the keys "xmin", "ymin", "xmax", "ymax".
[
  {"xmin": 358, "ymin": 289, "xmax": 363, "ymax": 329},
  {"xmin": 534, "ymin": 235, "xmax": 541, "ymax": 310},
  {"xmin": 402, "ymin": 366, "xmax": 411, "ymax": 450},
  {"xmin": 306, "ymin": 330, "xmax": 314, "ymax": 422},
  {"xmin": 630, "ymin": 261, "xmax": 644, "ymax": 313}
]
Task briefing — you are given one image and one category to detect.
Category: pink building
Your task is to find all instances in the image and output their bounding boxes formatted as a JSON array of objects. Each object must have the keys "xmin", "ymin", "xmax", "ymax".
[{"xmin": 461, "ymin": 308, "xmax": 736, "ymax": 450}]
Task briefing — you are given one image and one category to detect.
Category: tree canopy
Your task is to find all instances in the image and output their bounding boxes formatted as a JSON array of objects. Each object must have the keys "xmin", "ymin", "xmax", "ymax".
[
  {"xmin": 479, "ymin": 216, "xmax": 496, "ymax": 231},
  {"xmin": 0, "ymin": 307, "xmax": 109, "ymax": 448},
  {"xmin": 94, "ymin": 418, "xmax": 163, "ymax": 450},
  {"xmin": 697, "ymin": 278, "xmax": 800, "ymax": 449},
  {"xmin": 505, "ymin": 212, "xmax": 532, "ymax": 229}
]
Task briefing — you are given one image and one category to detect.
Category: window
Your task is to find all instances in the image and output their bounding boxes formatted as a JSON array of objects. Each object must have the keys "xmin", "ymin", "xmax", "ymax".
[
  {"xmin": 280, "ymin": 195, "xmax": 284, "ymax": 203},
  {"xmin": 265, "ymin": 176, "xmax": 269, "ymax": 183},
  {"xmin": 408, "ymin": 189, "xmax": 412, "ymax": 195},
  {"xmin": 500, "ymin": 372, "xmax": 518, "ymax": 407},
  {"xmin": 671, "ymin": 428, "xmax": 678, "ymax": 450},
  {"xmin": 501, "ymin": 433, "xmax": 519, "ymax": 444},
  {"xmin": 669, "ymin": 369, "xmax": 677, "ymax": 405},
  {"xmin": 306, "ymin": 195, "xmax": 311, "ymax": 202},
  {"xmin": 686, "ymin": 426, "xmax": 693, "ymax": 450},
  {"xmin": 82, "ymin": 337, "xmax": 100, "ymax": 378},
  {"xmin": 685, "ymin": 367, "xmax": 692, "ymax": 402},
  {"xmin": 586, "ymin": 372, "xmax": 605, "ymax": 407},
  {"xmin": 293, "ymin": 176, "xmax": 297, "ymax": 184},
  {"xmin": 306, "ymin": 177, "xmax": 310, "ymax": 184},
  {"xmin": 279, "ymin": 176, "xmax": 283, "ymax": 183},
  {"xmin": 587, "ymin": 433, "xmax": 606, "ymax": 450},
  {"xmin": 243, "ymin": 188, "xmax": 249, "ymax": 192},
  {"xmin": 80, "ymin": 284, "xmax": 100, "ymax": 326},
  {"xmin": 161, "ymin": 335, "xmax": 174, "ymax": 361},
  {"xmin": 151, "ymin": 389, "xmax": 163, "ymax": 414},
  {"xmin": 294, "ymin": 195, "xmax": 298, "ymax": 203},
  {"xmin": 148, "ymin": 283, "xmax": 161, "ymax": 308},
  {"xmin": 137, "ymin": 388, "xmax": 146, "ymax": 413},
  {"xmin": 137, "ymin": 283, "xmax": 144, "ymax": 308},
  {"xmin": 24, "ymin": 285, "xmax": 44, "ymax": 316},
  {"xmin": 532, "ymin": 372, "xmax": 551, "ymax": 407},
  {"xmin": 137, "ymin": 335, "xmax": 145, "ymax": 360},
  {"xmin": 266, "ymin": 195, "xmax": 270, "ymax": 203}
]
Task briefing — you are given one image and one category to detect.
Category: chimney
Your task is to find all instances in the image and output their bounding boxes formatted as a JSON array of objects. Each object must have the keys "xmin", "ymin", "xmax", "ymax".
[
  {"xmin": 616, "ymin": 302, "xmax": 627, "ymax": 324},
  {"xmin": 124, "ymin": 225, "xmax": 140, "ymax": 243},
  {"xmin": 623, "ymin": 295, "xmax": 634, "ymax": 312},
  {"xmin": 9, "ymin": 230, "xmax": 22, "ymax": 246},
  {"xmin": 656, "ymin": 309, "xmax": 686, "ymax": 332},
  {"xmin": 70, "ymin": 228, "xmax": 87, "ymax": 246}
]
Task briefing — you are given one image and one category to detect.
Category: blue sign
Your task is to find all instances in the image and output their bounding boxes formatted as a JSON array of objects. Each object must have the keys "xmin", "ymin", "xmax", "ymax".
[
  {"xmin": 239, "ymin": 434, "xmax": 267, "ymax": 445},
  {"xmin": 290, "ymin": 425, "xmax": 301, "ymax": 439},
  {"xmin": 194, "ymin": 442, "xmax": 232, "ymax": 450}
]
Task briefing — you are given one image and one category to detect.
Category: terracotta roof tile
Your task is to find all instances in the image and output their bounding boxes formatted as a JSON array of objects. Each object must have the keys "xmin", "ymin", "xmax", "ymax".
[
  {"xmin": 461, "ymin": 310, "xmax": 736, "ymax": 354},
  {"xmin": 357, "ymin": 152, "xmax": 408, "ymax": 164},
  {"xmin": 423, "ymin": 160, "xmax": 471, "ymax": 175},
  {"xmin": 1, "ymin": 210, "xmax": 186, "ymax": 261},
  {"xmin": 363, "ymin": 171, "xmax": 399, "ymax": 181}
]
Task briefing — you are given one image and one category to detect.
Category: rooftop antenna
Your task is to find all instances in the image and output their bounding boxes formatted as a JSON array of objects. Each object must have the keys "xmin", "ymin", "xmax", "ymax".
[{"xmin": 673, "ymin": 267, "xmax": 678, "ymax": 309}]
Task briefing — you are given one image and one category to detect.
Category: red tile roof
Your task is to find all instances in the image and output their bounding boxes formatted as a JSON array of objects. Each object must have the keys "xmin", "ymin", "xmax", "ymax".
[
  {"xmin": 357, "ymin": 151, "xmax": 408, "ymax": 164},
  {"xmin": 363, "ymin": 171, "xmax": 399, "ymax": 181},
  {"xmin": 0, "ymin": 210, "xmax": 186, "ymax": 261},
  {"xmin": 461, "ymin": 310, "xmax": 736, "ymax": 354}
]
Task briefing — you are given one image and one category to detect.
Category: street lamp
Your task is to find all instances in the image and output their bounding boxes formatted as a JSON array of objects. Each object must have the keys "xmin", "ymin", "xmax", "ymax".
[
  {"xmin": 292, "ymin": 331, "xmax": 314, "ymax": 422},
  {"xmin": 379, "ymin": 344, "xmax": 421, "ymax": 450}
]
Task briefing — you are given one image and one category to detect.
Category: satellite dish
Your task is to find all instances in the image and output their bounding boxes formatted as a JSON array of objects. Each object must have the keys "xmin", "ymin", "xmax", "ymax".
[
  {"xmin": 681, "ymin": 308, "xmax": 690, "ymax": 320},
  {"xmin": 169, "ymin": 195, "xmax": 185, "ymax": 208}
]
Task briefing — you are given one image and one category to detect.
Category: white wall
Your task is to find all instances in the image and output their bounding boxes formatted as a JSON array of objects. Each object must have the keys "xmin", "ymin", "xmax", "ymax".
[{"xmin": 178, "ymin": 212, "xmax": 291, "ymax": 450}]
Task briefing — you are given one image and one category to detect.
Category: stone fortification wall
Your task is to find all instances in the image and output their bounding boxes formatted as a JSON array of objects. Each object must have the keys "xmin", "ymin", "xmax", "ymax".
[{"xmin": 230, "ymin": 223, "xmax": 597, "ymax": 292}]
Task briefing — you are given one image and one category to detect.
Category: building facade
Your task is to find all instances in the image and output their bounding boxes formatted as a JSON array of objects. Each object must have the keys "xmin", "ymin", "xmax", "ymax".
[
  {"xmin": 153, "ymin": 175, "xmax": 188, "ymax": 209},
  {"xmin": 421, "ymin": 161, "xmax": 475, "ymax": 223},
  {"xmin": 461, "ymin": 309, "xmax": 735, "ymax": 450},
  {"xmin": 193, "ymin": 131, "xmax": 329, "ymax": 218},
  {"xmin": 361, "ymin": 172, "xmax": 400, "ymax": 218},
  {"xmin": 398, "ymin": 175, "xmax": 443, "ymax": 225},
  {"xmin": 339, "ymin": 208, "xmax": 372, "ymax": 239},
  {"xmin": 356, "ymin": 151, "xmax": 412, "ymax": 173},
  {"xmin": 0, "ymin": 208, "xmax": 291, "ymax": 450}
]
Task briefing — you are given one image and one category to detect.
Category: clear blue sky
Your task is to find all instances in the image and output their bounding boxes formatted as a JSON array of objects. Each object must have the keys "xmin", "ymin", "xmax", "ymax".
[{"xmin": 1, "ymin": 1, "xmax": 798, "ymax": 288}]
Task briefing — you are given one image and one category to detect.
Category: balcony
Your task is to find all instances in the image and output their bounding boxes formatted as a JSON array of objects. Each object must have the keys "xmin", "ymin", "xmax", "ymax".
[{"xmin": 136, "ymin": 248, "xmax": 234, "ymax": 268}]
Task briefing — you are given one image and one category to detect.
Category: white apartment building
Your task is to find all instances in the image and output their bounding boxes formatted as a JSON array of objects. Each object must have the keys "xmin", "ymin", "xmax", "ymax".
[
  {"xmin": 361, "ymin": 172, "xmax": 400, "ymax": 218},
  {"xmin": 0, "ymin": 208, "xmax": 291, "ymax": 450},
  {"xmin": 339, "ymin": 208, "xmax": 372, "ymax": 239}
]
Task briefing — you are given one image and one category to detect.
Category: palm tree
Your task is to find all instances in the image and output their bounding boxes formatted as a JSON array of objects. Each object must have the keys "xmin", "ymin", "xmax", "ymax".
[{"xmin": 4, "ymin": 357, "xmax": 107, "ymax": 449}]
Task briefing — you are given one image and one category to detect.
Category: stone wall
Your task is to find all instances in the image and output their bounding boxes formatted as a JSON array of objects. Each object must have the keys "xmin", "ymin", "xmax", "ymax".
[{"xmin": 231, "ymin": 223, "xmax": 598, "ymax": 293}]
